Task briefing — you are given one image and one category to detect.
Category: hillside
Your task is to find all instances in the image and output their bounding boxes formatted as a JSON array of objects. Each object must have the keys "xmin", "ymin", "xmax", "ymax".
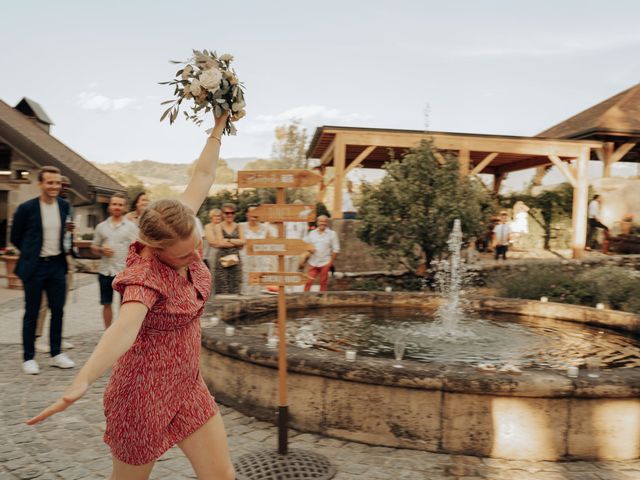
[{"xmin": 96, "ymin": 157, "xmax": 261, "ymax": 188}]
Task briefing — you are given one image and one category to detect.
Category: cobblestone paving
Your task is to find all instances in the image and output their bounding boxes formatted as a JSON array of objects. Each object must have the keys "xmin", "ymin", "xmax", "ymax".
[
  {"xmin": 3, "ymin": 340, "xmax": 640, "ymax": 479},
  {"xmin": 2, "ymin": 278, "xmax": 640, "ymax": 479}
]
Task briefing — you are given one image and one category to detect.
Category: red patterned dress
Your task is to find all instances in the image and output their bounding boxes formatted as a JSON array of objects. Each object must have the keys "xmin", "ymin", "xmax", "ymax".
[{"xmin": 103, "ymin": 241, "xmax": 217, "ymax": 465}]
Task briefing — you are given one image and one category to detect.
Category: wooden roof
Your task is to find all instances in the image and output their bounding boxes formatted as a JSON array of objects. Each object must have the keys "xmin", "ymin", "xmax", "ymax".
[
  {"xmin": 307, "ymin": 126, "xmax": 602, "ymax": 175},
  {"xmin": 0, "ymin": 99, "xmax": 125, "ymax": 202},
  {"xmin": 537, "ymin": 83, "xmax": 640, "ymax": 163}
]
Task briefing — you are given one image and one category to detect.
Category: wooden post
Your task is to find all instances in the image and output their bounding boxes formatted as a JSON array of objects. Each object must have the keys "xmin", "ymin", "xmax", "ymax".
[
  {"xmin": 571, "ymin": 148, "xmax": 590, "ymax": 259},
  {"xmin": 493, "ymin": 172, "xmax": 505, "ymax": 193},
  {"xmin": 459, "ymin": 149, "xmax": 470, "ymax": 178},
  {"xmin": 602, "ymin": 142, "xmax": 613, "ymax": 178},
  {"xmin": 275, "ymin": 187, "xmax": 289, "ymax": 454},
  {"xmin": 332, "ymin": 136, "xmax": 345, "ymax": 219}
]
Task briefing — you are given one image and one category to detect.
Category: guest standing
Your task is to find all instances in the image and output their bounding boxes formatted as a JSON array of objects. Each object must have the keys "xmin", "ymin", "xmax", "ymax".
[
  {"xmin": 303, "ymin": 215, "xmax": 340, "ymax": 292},
  {"xmin": 211, "ymin": 203, "xmax": 245, "ymax": 295},
  {"xmin": 203, "ymin": 208, "xmax": 222, "ymax": 275},
  {"xmin": 11, "ymin": 166, "xmax": 75, "ymax": 374},
  {"xmin": 91, "ymin": 193, "xmax": 139, "ymax": 328},
  {"xmin": 125, "ymin": 191, "xmax": 150, "ymax": 226}
]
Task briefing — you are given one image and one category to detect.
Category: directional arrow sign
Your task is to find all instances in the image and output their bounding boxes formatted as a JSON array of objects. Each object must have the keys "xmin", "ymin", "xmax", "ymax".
[
  {"xmin": 251, "ymin": 204, "xmax": 316, "ymax": 223},
  {"xmin": 238, "ymin": 170, "xmax": 323, "ymax": 188},
  {"xmin": 246, "ymin": 239, "xmax": 312, "ymax": 256},
  {"xmin": 249, "ymin": 272, "xmax": 311, "ymax": 286}
]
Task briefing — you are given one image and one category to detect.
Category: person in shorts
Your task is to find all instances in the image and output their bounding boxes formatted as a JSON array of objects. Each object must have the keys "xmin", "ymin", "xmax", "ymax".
[{"xmin": 91, "ymin": 193, "xmax": 138, "ymax": 328}]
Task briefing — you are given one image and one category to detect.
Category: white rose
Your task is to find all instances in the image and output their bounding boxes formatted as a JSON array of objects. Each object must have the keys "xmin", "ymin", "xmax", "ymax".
[
  {"xmin": 181, "ymin": 65, "xmax": 193, "ymax": 80},
  {"xmin": 183, "ymin": 84, "xmax": 192, "ymax": 99},
  {"xmin": 199, "ymin": 68, "xmax": 223, "ymax": 92},
  {"xmin": 220, "ymin": 54, "xmax": 234, "ymax": 62},
  {"xmin": 232, "ymin": 109, "xmax": 246, "ymax": 121},
  {"xmin": 190, "ymin": 79, "xmax": 202, "ymax": 97},
  {"xmin": 232, "ymin": 101, "xmax": 245, "ymax": 112}
]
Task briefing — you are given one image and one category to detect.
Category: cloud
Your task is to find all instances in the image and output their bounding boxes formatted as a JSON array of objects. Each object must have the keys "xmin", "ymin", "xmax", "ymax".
[
  {"xmin": 427, "ymin": 34, "xmax": 640, "ymax": 59},
  {"xmin": 243, "ymin": 104, "xmax": 373, "ymax": 135},
  {"xmin": 76, "ymin": 91, "xmax": 136, "ymax": 111}
]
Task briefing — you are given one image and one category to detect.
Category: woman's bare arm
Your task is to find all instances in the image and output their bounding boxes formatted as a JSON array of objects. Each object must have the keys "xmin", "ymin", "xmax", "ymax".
[
  {"xmin": 180, "ymin": 113, "xmax": 229, "ymax": 214},
  {"xmin": 26, "ymin": 302, "xmax": 149, "ymax": 425}
]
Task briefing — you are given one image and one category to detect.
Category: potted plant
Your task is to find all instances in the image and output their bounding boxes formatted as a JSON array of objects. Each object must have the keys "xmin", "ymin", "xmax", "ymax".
[{"xmin": 0, "ymin": 248, "xmax": 22, "ymax": 290}]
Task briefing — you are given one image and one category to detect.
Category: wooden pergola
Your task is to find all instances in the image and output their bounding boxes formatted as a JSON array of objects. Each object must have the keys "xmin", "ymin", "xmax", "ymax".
[{"xmin": 307, "ymin": 126, "xmax": 603, "ymax": 258}]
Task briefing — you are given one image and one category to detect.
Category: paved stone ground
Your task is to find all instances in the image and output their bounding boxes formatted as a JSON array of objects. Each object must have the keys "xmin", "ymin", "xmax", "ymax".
[{"xmin": 2, "ymin": 278, "xmax": 640, "ymax": 479}]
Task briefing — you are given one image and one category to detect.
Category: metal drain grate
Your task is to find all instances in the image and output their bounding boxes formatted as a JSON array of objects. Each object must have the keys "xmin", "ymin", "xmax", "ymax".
[{"xmin": 234, "ymin": 449, "xmax": 336, "ymax": 480}]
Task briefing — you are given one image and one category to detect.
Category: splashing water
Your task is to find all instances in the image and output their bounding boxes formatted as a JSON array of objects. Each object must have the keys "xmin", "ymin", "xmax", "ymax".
[{"xmin": 428, "ymin": 219, "xmax": 476, "ymax": 339}]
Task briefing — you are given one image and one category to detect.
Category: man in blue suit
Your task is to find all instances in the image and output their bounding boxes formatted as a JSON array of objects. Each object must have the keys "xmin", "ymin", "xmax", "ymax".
[{"xmin": 11, "ymin": 165, "xmax": 76, "ymax": 374}]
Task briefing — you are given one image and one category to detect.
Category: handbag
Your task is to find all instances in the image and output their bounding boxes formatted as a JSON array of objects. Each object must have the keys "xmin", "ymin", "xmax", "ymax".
[{"xmin": 219, "ymin": 253, "xmax": 240, "ymax": 268}]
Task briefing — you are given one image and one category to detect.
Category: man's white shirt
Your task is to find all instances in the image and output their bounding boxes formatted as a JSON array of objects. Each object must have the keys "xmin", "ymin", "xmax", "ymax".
[
  {"xmin": 304, "ymin": 228, "xmax": 340, "ymax": 267},
  {"xmin": 92, "ymin": 217, "xmax": 138, "ymax": 276}
]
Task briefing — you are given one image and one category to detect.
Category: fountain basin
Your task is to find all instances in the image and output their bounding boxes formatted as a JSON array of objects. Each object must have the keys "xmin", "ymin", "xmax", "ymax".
[{"xmin": 201, "ymin": 292, "xmax": 640, "ymax": 461}]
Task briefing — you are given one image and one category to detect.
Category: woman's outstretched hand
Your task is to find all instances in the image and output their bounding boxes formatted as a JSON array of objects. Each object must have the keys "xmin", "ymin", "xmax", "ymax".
[
  {"xmin": 211, "ymin": 111, "xmax": 230, "ymax": 137},
  {"xmin": 26, "ymin": 377, "xmax": 89, "ymax": 425}
]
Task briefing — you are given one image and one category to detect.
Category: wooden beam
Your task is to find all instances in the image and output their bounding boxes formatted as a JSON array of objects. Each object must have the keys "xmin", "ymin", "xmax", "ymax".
[
  {"xmin": 459, "ymin": 149, "xmax": 470, "ymax": 178},
  {"xmin": 344, "ymin": 145, "xmax": 375, "ymax": 176},
  {"xmin": 433, "ymin": 151, "xmax": 446, "ymax": 165},
  {"xmin": 496, "ymin": 157, "xmax": 553, "ymax": 174},
  {"xmin": 548, "ymin": 155, "xmax": 577, "ymax": 188},
  {"xmin": 611, "ymin": 142, "xmax": 636, "ymax": 164},
  {"xmin": 470, "ymin": 152, "xmax": 498, "ymax": 175},
  {"xmin": 335, "ymin": 131, "xmax": 602, "ymax": 159},
  {"xmin": 319, "ymin": 139, "xmax": 335, "ymax": 166},
  {"xmin": 331, "ymin": 137, "xmax": 346, "ymax": 219},
  {"xmin": 571, "ymin": 148, "xmax": 590, "ymax": 259}
]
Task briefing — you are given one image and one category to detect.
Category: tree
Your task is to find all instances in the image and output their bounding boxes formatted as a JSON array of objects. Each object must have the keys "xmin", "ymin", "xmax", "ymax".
[
  {"xmin": 270, "ymin": 120, "xmax": 309, "ymax": 170},
  {"xmin": 357, "ymin": 140, "xmax": 490, "ymax": 271}
]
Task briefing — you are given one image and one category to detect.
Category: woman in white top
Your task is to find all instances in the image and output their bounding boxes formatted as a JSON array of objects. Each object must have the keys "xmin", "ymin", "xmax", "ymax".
[{"xmin": 240, "ymin": 206, "xmax": 275, "ymax": 295}]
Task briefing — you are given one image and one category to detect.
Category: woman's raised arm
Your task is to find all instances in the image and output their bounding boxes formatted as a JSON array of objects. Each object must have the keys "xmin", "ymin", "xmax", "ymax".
[
  {"xmin": 180, "ymin": 113, "xmax": 229, "ymax": 214},
  {"xmin": 26, "ymin": 302, "xmax": 149, "ymax": 425}
]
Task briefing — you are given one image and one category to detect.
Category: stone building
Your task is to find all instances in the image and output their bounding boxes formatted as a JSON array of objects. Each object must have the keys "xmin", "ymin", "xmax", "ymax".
[{"xmin": 0, "ymin": 98, "xmax": 125, "ymax": 248}]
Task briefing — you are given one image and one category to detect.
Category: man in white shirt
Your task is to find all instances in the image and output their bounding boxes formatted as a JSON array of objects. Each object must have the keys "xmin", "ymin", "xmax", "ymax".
[
  {"xmin": 492, "ymin": 211, "xmax": 512, "ymax": 260},
  {"xmin": 91, "ymin": 193, "xmax": 138, "ymax": 328},
  {"xmin": 586, "ymin": 194, "xmax": 608, "ymax": 250},
  {"xmin": 303, "ymin": 215, "xmax": 340, "ymax": 291}
]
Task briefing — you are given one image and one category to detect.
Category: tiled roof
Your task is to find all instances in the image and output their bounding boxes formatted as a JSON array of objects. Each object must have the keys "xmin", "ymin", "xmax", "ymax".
[
  {"xmin": 0, "ymin": 99, "xmax": 124, "ymax": 199},
  {"xmin": 537, "ymin": 83, "xmax": 640, "ymax": 139}
]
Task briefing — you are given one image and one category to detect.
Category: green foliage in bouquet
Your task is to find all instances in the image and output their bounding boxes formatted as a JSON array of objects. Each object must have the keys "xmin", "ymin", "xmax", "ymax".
[{"xmin": 160, "ymin": 49, "xmax": 246, "ymax": 135}]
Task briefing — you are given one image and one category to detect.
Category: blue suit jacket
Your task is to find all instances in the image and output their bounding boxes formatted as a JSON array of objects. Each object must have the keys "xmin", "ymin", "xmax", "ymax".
[{"xmin": 10, "ymin": 197, "xmax": 70, "ymax": 282}]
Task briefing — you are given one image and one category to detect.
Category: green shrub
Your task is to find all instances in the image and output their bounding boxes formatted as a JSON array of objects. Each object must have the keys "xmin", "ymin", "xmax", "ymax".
[{"xmin": 487, "ymin": 265, "xmax": 640, "ymax": 313}]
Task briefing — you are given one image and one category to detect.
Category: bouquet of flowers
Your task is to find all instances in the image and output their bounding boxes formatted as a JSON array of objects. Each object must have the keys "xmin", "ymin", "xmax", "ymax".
[{"xmin": 160, "ymin": 49, "xmax": 246, "ymax": 135}]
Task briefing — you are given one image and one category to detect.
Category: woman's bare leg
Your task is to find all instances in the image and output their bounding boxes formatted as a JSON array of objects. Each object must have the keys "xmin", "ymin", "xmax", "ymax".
[
  {"xmin": 108, "ymin": 457, "xmax": 156, "ymax": 480},
  {"xmin": 178, "ymin": 413, "xmax": 235, "ymax": 480}
]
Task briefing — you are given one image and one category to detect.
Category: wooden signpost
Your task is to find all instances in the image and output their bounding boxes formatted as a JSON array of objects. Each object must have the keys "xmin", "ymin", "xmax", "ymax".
[
  {"xmin": 238, "ymin": 169, "xmax": 322, "ymax": 188},
  {"xmin": 245, "ymin": 239, "xmax": 312, "ymax": 256},
  {"xmin": 249, "ymin": 272, "xmax": 310, "ymax": 286},
  {"xmin": 238, "ymin": 168, "xmax": 322, "ymax": 456},
  {"xmin": 249, "ymin": 204, "xmax": 316, "ymax": 223}
]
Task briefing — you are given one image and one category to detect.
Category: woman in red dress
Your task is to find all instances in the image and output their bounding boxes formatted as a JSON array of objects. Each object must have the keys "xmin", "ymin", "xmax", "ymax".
[{"xmin": 27, "ymin": 113, "xmax": 235, "ymax": 480}]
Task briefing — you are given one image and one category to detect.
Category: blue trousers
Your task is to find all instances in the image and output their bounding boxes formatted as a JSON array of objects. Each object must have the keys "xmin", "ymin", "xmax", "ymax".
[{"xmin": 22, "ymin": 255, "xmax": 66, "ymax": 361}]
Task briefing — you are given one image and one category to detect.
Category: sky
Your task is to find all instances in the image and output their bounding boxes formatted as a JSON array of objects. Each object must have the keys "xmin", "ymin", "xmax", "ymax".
[{"xmin": 1, "ymin": 0, "xmax": 639, "ymax": 190}]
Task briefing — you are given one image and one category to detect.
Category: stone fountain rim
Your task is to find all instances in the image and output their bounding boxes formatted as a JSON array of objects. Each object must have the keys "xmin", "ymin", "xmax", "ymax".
[{"xmin": 203, "ymin": 291, "xmax": 640, "ymax": 399}]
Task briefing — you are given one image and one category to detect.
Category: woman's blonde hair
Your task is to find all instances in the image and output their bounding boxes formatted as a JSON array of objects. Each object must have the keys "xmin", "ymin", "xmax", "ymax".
[
  {"xmin": 209, "ymin": 208, "xmax": 222, "ymax": 219},
  {"xmin": 138, "ymin": 199, "xmax": 195, "ymax": 248}
]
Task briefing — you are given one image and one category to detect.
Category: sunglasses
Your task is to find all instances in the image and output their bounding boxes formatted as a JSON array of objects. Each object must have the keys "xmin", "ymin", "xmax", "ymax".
[{"xmin": 223, "ymin": 212, "xmax": 235, "ymax": 215}]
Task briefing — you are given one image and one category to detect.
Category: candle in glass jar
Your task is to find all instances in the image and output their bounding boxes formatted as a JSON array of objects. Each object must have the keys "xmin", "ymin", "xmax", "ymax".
[
  {"xmin": 345, "ymin": 350, "xmax": 357, "ymax": 362},
  {"xmin": 540, "ymin": 296, "xmax": 548, "ymax": 302},
  {"xmin": 225, "ymin": 326, "xmax": 235, "ymax": 336}
]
